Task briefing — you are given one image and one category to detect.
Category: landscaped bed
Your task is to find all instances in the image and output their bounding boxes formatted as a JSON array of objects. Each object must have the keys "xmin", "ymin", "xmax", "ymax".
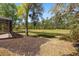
[
  {"xmin": 0, "ymin": 29, "xmax": 78, "ymax": 56},
  {"xmin": 0, "ymin": 36, "xmax": 49, "ymax": 56},
  {"xmin": 0, "ymin": 35, "xmax": 77, "ymax": 56}
]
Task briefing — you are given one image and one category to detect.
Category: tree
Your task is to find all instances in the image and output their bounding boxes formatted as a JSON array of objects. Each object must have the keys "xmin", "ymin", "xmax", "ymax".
[
  {"xmin": 17, "ymin": 3, "xmax": 44, "ymax": 36},
  {"xmin": 17, "ymin": 3, "xmax": 30, "ymax": 36},
  {"xmin": 29, "ymin": 3, "xmax": 44, "ymax": 29},
  {"xmin": 49, "ymin": 3, "xmax": 79, "ymax": 29},
  {"xmin": 0, "ymin": 3, "xmax": 17, "ymax": 30}
]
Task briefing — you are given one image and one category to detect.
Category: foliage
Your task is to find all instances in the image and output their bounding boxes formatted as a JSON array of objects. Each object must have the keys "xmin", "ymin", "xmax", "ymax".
[
  {"xmin": 70, "ymin": 24, "xmax": 79, "ymax": 42},
  {"xmin": 29, "ymin": 3, "xmax": 44, "ymax": 28},
  {"xmin": 17, "ymin": 3, "xmax": 44, "ymax": 36},
  {"xmin": 17, "ymin": 3, "xmax": 31, "ymax": 36},
  {"xmin": 0, "ymin": 3, "xmax": 17, "ymax": 28}
]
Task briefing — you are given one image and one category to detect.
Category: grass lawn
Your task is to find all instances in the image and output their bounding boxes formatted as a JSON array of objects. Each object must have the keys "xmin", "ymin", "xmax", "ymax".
[{"xmin": 19, "ymin": 29, "xmax": 70, "ymax": 38}]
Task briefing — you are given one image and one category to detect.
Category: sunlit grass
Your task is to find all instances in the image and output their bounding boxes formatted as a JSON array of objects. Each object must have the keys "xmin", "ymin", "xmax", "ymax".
[
  {"xmin": 29, "ymin": 29, "xmax": 70, "ymax": 35},
  {"xmin": 19, "ymin": 29, "xmax": 70, "ymax": 38}
]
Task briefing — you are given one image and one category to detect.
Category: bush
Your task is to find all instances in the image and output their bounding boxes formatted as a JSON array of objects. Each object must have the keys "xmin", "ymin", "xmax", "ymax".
[{"xmin": 70, "ymin": 24, "xmax": 79, "ymax": 42}]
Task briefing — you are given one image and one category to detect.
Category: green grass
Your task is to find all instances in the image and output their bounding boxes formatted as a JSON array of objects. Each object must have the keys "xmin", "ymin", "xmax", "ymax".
[
  {"xmin": 29, "ymin": 29, "xmax": 70, "ymax": 34},
  {"xmin": 19, "ymin": 29, "xmax": 70, "ymax": 38}
]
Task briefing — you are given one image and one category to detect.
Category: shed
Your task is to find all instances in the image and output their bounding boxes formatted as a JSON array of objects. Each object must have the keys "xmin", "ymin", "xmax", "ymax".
[
  {"xmin": 0, "ymin": 16, "xmax": 12, "ymax": 33},
  {"xmin": 0, "ymin": 16, "xmax": 12, "ymax": 38}
]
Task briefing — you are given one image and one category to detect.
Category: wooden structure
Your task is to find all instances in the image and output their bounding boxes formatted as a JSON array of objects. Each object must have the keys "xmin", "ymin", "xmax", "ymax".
[
  {"xmin": 0, "ymin": 16, "xmax": 12, "ymax": 34},
  {"xmin": 0, "ymin": 16, "xmax": 23, "ymax": 39}
]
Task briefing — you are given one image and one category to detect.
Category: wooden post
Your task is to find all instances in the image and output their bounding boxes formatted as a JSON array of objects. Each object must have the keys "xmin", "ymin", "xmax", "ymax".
[
  {"xmin": 7, "ymin": 20, "xmax": 12, "ymax": 37},
  {"xmin": 9, "ymin": 20, "xmax": 12, "ymax": 33}
]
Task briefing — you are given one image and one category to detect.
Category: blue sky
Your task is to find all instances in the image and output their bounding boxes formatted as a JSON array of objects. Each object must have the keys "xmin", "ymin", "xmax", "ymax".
[
  {"xmin": 16, "ymin": 3, "xmax": 55, "ymax": 22},
  {"xmin": 42, "ymin": 3, "xmax": 55, "ymax": 19}
]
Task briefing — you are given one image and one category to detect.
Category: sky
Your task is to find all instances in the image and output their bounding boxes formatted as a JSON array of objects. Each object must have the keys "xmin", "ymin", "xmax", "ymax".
[
  {"xmin": 16, "ymin": 3, "xmax": 55, "ymax": 22},
  {"xmin": 42, "ymin": 3, "xmax": 55, "ymax": 19}
]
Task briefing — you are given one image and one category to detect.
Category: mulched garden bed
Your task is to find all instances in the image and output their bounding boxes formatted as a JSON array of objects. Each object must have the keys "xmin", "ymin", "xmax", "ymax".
[{"xmin": 0, "ymin": 33, "xmax": 49, "ymax": 56}]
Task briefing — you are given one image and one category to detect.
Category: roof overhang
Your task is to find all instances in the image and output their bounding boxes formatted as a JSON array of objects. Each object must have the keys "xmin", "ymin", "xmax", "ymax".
[{"xmin": 0, "ymin": 16, "xmax": 12, "ymax": 21}]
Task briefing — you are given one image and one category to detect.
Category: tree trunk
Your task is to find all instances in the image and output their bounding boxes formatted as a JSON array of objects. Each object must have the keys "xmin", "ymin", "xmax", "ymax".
[{"xmin": 25, "ymin": 7, "xmax": 30, "ymax": 36}]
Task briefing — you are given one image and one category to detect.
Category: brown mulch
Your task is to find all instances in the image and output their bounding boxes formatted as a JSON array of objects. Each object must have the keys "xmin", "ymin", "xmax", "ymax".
[{"xmin": 0, "ymin": 34, "xmax": 49, "ymax": 56}]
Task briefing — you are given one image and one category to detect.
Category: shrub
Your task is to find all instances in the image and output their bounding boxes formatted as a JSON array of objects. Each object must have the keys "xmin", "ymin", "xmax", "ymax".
[
  {"xmin": 70, "ymin": 24, "xmax": 79, "ymax": 42},
  {"xmin": 60, "ymin": 24, "xmax": 79, "ymax": 42}
]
